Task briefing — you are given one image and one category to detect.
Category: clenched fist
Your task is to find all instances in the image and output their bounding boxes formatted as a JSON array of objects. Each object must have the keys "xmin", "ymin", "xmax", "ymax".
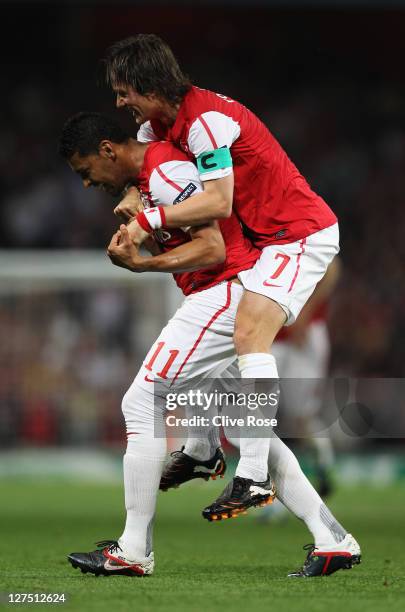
[
  {"xmin": 114, "ymin": 186, "xmax": 144, "ymax": 221},
  {"xmin": 107, "ymin": 225, "xmax": 147, "ymax": 272}
]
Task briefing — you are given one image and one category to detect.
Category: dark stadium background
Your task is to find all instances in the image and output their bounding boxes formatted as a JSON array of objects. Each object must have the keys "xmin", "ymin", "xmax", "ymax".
[
  {"xmin": 1, "ymin": 3, "xmax": 405, "ymax": 610},
  {"xmin": 0, "ymin": 1, "xmax": 404, "ymax": 468}
]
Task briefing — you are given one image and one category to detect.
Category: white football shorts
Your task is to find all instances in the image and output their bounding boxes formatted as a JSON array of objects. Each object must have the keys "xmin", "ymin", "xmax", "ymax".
[
  {"xmin": 133, "ymin": 280, "xmax": 244, "ymax": 393},
  {"xmin": 238, "ymin": 223, "xmax": 340, "ymax": 325}
]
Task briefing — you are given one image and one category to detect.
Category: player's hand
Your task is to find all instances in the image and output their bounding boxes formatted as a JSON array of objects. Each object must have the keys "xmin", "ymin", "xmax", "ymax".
[
  {"xmin": 114, "ymin": 186, "xmax": 143, "ymax": 221},
  {"xmin": 107, "ymin": 225, "xmax": 148, "ymax": 272},
  {"xmin": 126, "ymin": 218, "xmax": 150, "ymax": 248}
]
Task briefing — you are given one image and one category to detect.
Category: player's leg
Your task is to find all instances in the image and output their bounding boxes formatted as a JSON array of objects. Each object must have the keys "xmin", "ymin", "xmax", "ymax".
[
  {"xmin": 156, "ymin": 282, "xmax": 275, "ymax": 513},
  {"xmin": 182, "ymin": 289, "xmax": 282, "ymax": 486},
  {"xmin": 226, "ymin": 430, "xmax": 342, "ymax": 545},
  {"xmin": 229, "ymin": 225, "xmax": 339, "ymax": 493},
  {"xmin": 231, "ymin": 294, "xmax": 282, "ymax": 486},
  {"xmin": 150, "ymin": 282, "xmax": 237, "ymax": 495},
  {"xmin": 268, "ymin": 434, "xmax": 343, "ymax": 548},
  {"xmin": 117, "ymin": 283, "xmax": 244, "ymax": 563},
  {"xmin": 210, "ymin": 361, "xmax": 277, "ymax": 484},
  {"xmin": 187, "ymin": 361, "xmax": 276, "ymax": 521},
  {"xmin": 179, "ymin": 303, "xmax": 273, "ymax": 489},
  {"xmin": 235, "ymin": 223, "xmax": 340, "ymax": 377},
  {"xmin": 67, "ymin": 378, "xmax": 163, "ymax": 576},
  {"xmin": 268, "ymin": 434, "xmax": 360, "ymax": 576},
  {"xmin": 117, "ymin": 380, "xmax": 167, "ymax": 564},
  {"xmin": 68, "ymin": 285, "xmax": 237, "ymax": 576},
  {"xmin": 182, "ymin": 375, "xmax": 273, "ymax": 484},
  {"xmin": 226, "ymin": 431, "xmax": 360, "ymax": 576},
  {"xmin": 234, "ymin": 290, "xmax": 286, "ymax": 375},
  {"xmin": 165, "ymin": 279, "xmax": 270, "ymax": 484}
]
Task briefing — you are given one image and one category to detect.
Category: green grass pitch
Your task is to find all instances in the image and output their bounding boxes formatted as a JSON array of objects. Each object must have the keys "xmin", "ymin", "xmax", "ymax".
[{"xmin": 1, "ymin": 478, "xmax": 405, "ymax": 612}]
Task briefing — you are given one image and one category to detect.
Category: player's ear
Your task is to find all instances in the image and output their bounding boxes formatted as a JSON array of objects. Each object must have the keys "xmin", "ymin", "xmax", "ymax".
[{"xmin": 99, "ymin": 140, "xmax": 116, "ymax": 161}]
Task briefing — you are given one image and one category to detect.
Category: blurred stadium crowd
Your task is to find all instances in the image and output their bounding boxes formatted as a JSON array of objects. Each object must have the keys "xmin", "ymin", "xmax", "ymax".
[
  {"xmin": 0, "ymin": 284, "xmax": 167, "ymax": 448},
  {"xmin": 1, "ymin": 4, "xmax": 404, "ymax": 448}
]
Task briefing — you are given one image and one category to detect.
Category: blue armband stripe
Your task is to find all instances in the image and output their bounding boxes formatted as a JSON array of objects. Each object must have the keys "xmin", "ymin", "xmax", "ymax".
[{"xmin": 196, "ymin": 147, "xmax": 233, "ymax": 174}]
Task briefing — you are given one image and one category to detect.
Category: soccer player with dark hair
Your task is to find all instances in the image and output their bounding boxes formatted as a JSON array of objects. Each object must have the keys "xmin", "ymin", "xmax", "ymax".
[
  {"xmin": 59, "ymin": 112, "xmax": 360, "ymax": 578},
  {"xmin": 101, "ymin": 34, "xmax": 349, "ymax": 546}
]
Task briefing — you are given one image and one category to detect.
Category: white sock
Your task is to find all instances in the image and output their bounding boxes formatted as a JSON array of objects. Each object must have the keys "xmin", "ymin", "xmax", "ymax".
[
  {"xmin": 183, "ymin": 399, "xmax": 221, "ymax": 461},
  {"xmin": 235, "ymin": 437, "xmax": 270, "ymax": 482},
  {"xmin": 183, "ymin": 423, "xmax": 221, "ymax": 461},
  {"xmin": 119, "ymin": 434, "xmax": 166, "ymax": 561},
  {"xmin": 267, "ymin": 435, "xmax": 346, "ymax": 548},
  {"xmin": 238, "ymin": 353, "xmax": 278, "ymax": 378},
  {"xmin": 228, "ymin": 433, "xmax": 345, "ymax": 547},
  {"xmin": 235, "ymin": 353, "xmax": 278, "ymax": 482}
]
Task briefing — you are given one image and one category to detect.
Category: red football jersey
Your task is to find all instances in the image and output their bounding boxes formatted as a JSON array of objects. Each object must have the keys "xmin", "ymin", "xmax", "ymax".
[
  {"xmin": 138, "ymin": 86, "xmax": 337, "ymax": 249},
  {"xmin": 137, "ymin": 141, "xmax": 259, "ymax": 296}
]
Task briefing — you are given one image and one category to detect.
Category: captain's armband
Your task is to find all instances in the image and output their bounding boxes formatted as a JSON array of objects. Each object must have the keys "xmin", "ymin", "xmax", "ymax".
[{"xmin": 196, "ymin": 147, "xmax": 233, "ymax": 175}]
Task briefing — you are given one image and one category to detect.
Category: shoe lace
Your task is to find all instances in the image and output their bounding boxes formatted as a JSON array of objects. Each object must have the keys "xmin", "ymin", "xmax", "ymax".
[
  {"xmin": 170, "ymin": 445, "xmax": 187, "ymax": 459},
  {"xmin": 96, "ymin": 539, "xmax": 122, "ymax": 554},
  {"xmin": 290, "ymin": 543, "xmax": 317, "ymax": 574},
  {"xmin": 302, "ymin": 543, "xmax": 317, "ymax": 564}
]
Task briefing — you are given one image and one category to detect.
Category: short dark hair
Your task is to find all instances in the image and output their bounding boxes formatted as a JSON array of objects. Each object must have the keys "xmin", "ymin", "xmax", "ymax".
[
  {"xmin": 103, "ymin": 34, "xmax": 192, "ymax": 104},
  {"xmin": 58, "ymin": 112, "xmax": 129, "ymax": 159}
]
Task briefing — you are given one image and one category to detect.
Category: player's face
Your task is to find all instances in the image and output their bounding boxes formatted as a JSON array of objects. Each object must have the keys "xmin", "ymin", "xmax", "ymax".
[
  {"xmin": 114, "ymin": 83, "xmax": 161, "ymax": 125},
  {"xmin": 69, "ymin": 150, "xmax": 128, "ymax": 196}
]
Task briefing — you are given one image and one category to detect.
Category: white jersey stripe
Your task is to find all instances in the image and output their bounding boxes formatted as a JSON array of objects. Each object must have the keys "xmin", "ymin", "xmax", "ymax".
[{"xmin": 198, "ymin": 115, "xmax": 218, "ymax": 148}]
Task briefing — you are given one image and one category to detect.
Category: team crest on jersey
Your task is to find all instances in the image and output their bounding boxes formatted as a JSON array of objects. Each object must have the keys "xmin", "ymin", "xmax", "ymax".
[
  {"xmin": 174, "ymin": 183, "xmax": 197, "ymax": 204},
  {"xmin": 139, "ymin": 188, "xmax": 156, "ymax": 208}
]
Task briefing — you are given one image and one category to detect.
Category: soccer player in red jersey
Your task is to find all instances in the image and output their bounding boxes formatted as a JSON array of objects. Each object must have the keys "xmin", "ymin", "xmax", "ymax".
[
  {"xmin": 103, "ymin": 36, "xmax": 339, "ymax": 358},
  {"xmin": 59, "ymin": 112, "xmax": 360, "ymax": 578},
  {"xmin": 102, "ymin": 34, "xmax": 342, "ymax": 523},
  {"xmin": 59, "ymin": 111, "xmax": 273, "ymax": 577}
]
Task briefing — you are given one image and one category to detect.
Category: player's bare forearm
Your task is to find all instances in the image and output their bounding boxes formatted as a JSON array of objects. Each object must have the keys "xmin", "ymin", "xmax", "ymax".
[
  {"xmin": 163, "ymin": 174, "xmax": 234, "ymax": 228},
  {"xmin": 108, "ymin": 223, "xmax": 225, "ymax": 274},
  {"xmin": 141, "ymin": 225, "xmax": 225, "ymax": 273}
]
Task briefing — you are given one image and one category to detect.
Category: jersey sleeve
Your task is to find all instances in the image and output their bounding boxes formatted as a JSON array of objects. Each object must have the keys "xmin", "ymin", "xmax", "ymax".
[
  {"xmin": 149, "ymin": 161, "xmax": 203, "ymax": 232},
  {"xmin": 187, "ymin": 111, "xmax": 241, "ymax": 181},
  {"xmin": 137, "ymin": 121, "xmax": 159, "ymax": 143}
]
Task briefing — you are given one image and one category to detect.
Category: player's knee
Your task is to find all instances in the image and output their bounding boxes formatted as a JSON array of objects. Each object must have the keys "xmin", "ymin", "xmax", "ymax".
[
  {"xmin": 233, "ymin": 321, "xmax": 258, "ymax": 355},
  {"xmin": 234, "ymin": 297, "xmax": 287, "ymax": 354},
  {"xmin": 121, "ymin": 387, "xmax": 137, "ymax": 428},
  {"xmin": 121, "ymin": 382, "xmax": 155, "ymax": 435}
]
